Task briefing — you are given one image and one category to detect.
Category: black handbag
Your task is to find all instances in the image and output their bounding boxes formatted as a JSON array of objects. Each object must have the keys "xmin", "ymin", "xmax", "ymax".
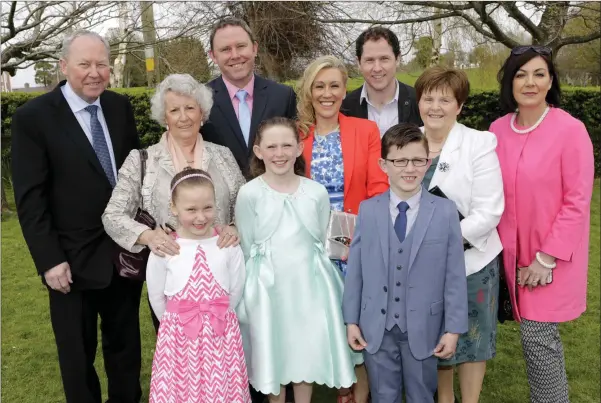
[
  {"xmin": 497, "ymin": 254, "xmax": 515, "ymax": 323},
  {"xmin": 114, "ymin": 149, "xmax": 156, "ymax": 281}
]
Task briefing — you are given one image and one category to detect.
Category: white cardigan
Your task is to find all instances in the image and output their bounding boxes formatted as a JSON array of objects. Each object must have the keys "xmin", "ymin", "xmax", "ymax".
[
  {"xmin": 146, "ymin": 236, "xmax": 246, "ymax": 320},
  {"xmin": 424, "ymin": 122, "xmax": 505, "ymax": 276}
]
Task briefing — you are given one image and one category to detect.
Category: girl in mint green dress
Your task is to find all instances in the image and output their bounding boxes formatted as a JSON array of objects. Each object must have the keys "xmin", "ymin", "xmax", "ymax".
[{"xmin": 235, "ymin": 118, "xmax": 361, "ymax": 402}]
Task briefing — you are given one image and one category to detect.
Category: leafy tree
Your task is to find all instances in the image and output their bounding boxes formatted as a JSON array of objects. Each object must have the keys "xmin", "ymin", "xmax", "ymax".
[
  {"xmin": 34, "ymin": 61, "xmax": 57, "ymax": 86},
  {"xmin": 413, "ymin": 37, "xmax": 434, "ymax": 69}
]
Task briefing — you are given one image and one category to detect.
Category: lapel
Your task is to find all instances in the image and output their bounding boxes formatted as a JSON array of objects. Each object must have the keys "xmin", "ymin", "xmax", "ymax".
[
  {"xmin": 339, "ymin": 113, "xmax": 356, "ymax": 203},
  {"xmin": 99, "ymin": 92, "xmax": 123, "ymax": 166},
  {"xmin": 408, "ymin": 190, "xmax": 436, "ymax": 271},
  {"xmin": 302, "ymin": 129, "xmax": 314, "ymax": 177},
  {"xmin": 428, "ymin": 122, "xmax": 463, "ymax": 190},
  {"xmin": 397, "ymin": 81, "xmax": 410, "ymax": 123},
  {"xmin": 156, "ymin": 137, "xmax": 176, "ymax": 177},
  {"xmin": 249, "ymin": 74, "xmax": 268, "ymax": 148},
  {"xmin": 357, "ymin": 85, "xmax": 368, "ymax": 119},
  {"xmin": 212, "ymin": 76, "xmax": 247, "ymax": 152},
  {"xmin": 51, "ymin": 82, "xmax": 110, "ymax": 185},
  {"xmin": 375, "ymin": 191, "xmax": 391, "ymax": 269}
]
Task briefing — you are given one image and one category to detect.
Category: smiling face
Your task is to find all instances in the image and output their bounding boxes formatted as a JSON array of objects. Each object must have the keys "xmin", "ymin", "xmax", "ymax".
[
  {"xmin": 379, "ymin": 141, "xmax": 430, "ymax": 198},
  {"xmin": 418, "ymin": 86, "xmax": 462, "ymax": 134},
  {"xmin": 164, "ymin": 91, "xmax": 203, "ymax": 141},
  {"xmin": 358, "ymin": 38, "xmax": 399, "ymax": 93},
  {"xmin": 209, "ymin": 25, "xmax": 258, "ymax": 88},
  {"xmin": 310, "ymin": 67, "xmax": 346, "ymax": 122},
  {"xmin": 253, "ymin": 124, "xmax": 303, "ymax": 178},
  {"xmin": 512, "ymin": 56, "xmax": 552, "ymax": 110},
  {"xmin": 59, "ymin": 35, "xmax": 110, "ymax": 103},
  {"xmin": 171, "ymin": 184, "xmax": 216, "ymax": 239}
]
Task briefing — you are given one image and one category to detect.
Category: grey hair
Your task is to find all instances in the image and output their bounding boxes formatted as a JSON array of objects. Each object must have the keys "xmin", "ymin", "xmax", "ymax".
[
  {"xmin": 60, "ymin": 30, "xmax": 110, "ymax": 59},
  {"xmin": 150, "ymin": 74, "xmax": 214, "ymax": 127}
]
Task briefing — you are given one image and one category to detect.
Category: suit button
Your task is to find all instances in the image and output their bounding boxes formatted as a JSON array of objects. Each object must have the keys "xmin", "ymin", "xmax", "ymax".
[
  {"xmin": 395, "ymin": 297, "xmax": 400, "ymax": 302},
  {"xmin": 398, "ymin": 248, "xmax": 402, "ymax": 253},
  {"xmin": 383, "ymin": 286, "xmax": 388, "ymax": 292},
  {"xmin": 394, "ymin": 313, "xmax": 400, "ymax": 319},
  {"xmin": 381, "ymin": 308, "xmax": 386, "ymax": 314},
  {"xmin": 396, "ymin": 281, "xmax": 401, "ymax": 286},
  {"xmin": 397, "ymin": 265, "xmax": 402, "ymax": 271}
]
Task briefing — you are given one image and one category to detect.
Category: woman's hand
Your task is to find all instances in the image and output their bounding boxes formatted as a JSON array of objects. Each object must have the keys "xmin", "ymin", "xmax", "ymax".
[
  {"xmin": 138, "ymin": 227, "xmax": 180, "ymax": 257},
  {"xmin": 519, "ymin": 259, "xmax": 553, "ymax": 291},
  {"xmin": 215, "ymin": 224, "xmax": 240, "ymax": 248}
]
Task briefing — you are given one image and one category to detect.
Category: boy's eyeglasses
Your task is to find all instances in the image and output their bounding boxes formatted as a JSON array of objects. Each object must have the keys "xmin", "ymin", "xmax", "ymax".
[
  {"xmin": 511, "ymin": 45, "xmax": 552, "ymax": 56},
  {"xmin": 384, "ymin": 158, "xmax": 429, "ymax": 168}
]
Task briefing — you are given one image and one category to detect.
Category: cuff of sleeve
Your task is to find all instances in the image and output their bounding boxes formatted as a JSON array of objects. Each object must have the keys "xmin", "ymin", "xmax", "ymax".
[{"xmin": 541, "ymin": 237, "xmax": 574, "ymax": 262}]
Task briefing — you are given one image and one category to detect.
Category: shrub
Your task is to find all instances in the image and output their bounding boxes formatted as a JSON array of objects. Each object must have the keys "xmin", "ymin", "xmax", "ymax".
[{"xmin": 2, "ymin": 86, "xmax": 599, "ymax": 176}]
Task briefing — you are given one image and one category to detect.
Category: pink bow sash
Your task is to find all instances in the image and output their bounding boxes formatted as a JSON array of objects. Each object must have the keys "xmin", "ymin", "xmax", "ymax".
[{"xmin": 166, "ymin": 295, "xmax": 230, "ymax": 339}]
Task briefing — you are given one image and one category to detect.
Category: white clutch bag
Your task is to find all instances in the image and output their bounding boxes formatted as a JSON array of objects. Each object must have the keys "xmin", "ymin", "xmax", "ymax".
[{"xmin": 325, "ymin": 211, "xmax": 357, "ymax": 260}]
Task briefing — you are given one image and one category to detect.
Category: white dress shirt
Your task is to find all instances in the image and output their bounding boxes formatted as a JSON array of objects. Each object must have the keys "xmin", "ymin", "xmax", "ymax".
[
  {"xmin": 360, "ymin": 81, "xmax": 399, "ymax": 138},
  {"xmin": 60, "ymin": 82, "xmax": 118, "ymax": 179},
  {"xmin": 389, "ymin": 187, "xmax": 422, "ymax": 237}
]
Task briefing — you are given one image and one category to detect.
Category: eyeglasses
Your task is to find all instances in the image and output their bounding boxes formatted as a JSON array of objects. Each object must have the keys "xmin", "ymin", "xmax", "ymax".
[
  {"xmin": 511, "ymin": 45, "xmax": 552, "ymax": 56},
  {"xmin": 384, "ymin": 158, "xmax": 429, "ymax": 168}
]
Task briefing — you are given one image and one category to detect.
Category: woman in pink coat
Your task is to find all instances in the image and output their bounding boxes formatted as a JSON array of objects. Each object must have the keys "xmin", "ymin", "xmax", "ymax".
[{"xmin": 490, "ymin": 46, "xmax": 594, "ymax": 403}]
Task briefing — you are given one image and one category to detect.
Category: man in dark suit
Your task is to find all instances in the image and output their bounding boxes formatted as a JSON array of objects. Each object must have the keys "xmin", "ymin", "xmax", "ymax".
[
  {"xmin": 11, "ymin": 31, "xmax": 142, "ymax": 403},
  {"xmin": 341, "ymin": 26, "xmax": 422, "ymax": 136},
  {"xmin": 201, "ymin": 17, "xmax": 297, "ymax": 403},
  {"xmin": 202, "ymin": 17, "xmax": 297, "ymax": 177}
]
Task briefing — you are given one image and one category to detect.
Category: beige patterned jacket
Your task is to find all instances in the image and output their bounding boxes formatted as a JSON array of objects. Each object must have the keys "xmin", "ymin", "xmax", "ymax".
[{"xmin": 102, "ymin": 137, "xmax": 245, "ymax": 253}]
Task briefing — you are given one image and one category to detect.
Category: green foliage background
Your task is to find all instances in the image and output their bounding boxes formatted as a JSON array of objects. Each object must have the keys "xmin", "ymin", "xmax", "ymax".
[{"xmin": 2, "ymin": 85, "xmax": 599, "ymax": 176}]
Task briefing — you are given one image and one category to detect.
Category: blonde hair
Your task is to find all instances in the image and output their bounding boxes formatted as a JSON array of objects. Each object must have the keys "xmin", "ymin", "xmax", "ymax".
[{"xmin": 296, "ymin": 55, "xmax": 348, "ymax": 137}]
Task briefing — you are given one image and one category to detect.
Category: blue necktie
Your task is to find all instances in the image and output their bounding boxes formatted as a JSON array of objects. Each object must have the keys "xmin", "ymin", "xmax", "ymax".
[
  {"xmin": 394, "ymin": 201, "xmax": 410, "ymax": 243},
  {"xmin": 235, "ymin": 89, "xmax": 251, "ymax": 146},
  {"xmin": 85, "ymin": 105, "xmax": 116, "ymax": 187}
]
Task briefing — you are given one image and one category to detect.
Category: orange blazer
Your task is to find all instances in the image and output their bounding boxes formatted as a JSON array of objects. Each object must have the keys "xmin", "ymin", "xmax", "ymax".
[{"xmin": 302, "ymin": 113, "xmax": 389, "ymax": 214}]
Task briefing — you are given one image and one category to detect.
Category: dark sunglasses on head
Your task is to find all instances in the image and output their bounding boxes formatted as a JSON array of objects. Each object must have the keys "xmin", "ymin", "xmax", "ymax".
[{"xmin": 511, "ymin": 45, "xmax": 552, "ymax": 56}]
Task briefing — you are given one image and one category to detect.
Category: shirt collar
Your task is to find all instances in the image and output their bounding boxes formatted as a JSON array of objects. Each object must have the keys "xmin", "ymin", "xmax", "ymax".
[
  {"xmin": 62, "ymin": 81, "xmax": 102, "ymax": 113},
  {"xmin": 360, "ymin": 80, "xmax": 399, "ymax": 107},
  {"xmin": 223, "ymin": 74, "xmax": 255, "ymax": 101},
  {"xmin": 390, "ymin": 186, "xmax": 422, "ymax": 210}
]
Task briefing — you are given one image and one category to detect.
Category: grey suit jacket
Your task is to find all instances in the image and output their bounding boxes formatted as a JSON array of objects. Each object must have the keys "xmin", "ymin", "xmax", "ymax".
[{"xmin": 342, "ymin": 190, "xmax": 468, "ymax": 359}]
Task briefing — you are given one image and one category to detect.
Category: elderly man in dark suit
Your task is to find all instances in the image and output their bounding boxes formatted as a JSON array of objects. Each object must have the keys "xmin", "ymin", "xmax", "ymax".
[
  {"xmin": 11, "ymin": 30, "xmax": 142, "ymax": 403},
  {"xmin": 201, "ymin": 17, "xmax": 297, "ymax": 177},
  {"xmin": 341, "ymin": 26, "xmax": 422, "ymax": 136}
]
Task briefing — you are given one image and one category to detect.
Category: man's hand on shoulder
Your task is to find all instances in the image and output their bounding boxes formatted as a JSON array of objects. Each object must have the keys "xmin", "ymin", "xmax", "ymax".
[{"xmin": 44, "ymin": 262, "xmax": 73, "ymax": 294}]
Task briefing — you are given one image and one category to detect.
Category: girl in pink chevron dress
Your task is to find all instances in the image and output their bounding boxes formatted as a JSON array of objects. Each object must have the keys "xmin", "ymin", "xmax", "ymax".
[{"xmin": 147, "ymin": 168, "xmax": 250, "ymax": 403}]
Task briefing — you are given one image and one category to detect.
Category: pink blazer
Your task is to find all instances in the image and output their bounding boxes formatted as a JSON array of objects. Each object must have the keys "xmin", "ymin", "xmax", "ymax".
[{"xmin": 490, "ymin": 107, "xmax": 594, "ymax": 322}]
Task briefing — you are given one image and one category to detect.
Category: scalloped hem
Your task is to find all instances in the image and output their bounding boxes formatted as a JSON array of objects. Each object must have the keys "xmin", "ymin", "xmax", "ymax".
[{"xmin": 250, "ymin": 377, "xmax": 357, "ymax": 396}]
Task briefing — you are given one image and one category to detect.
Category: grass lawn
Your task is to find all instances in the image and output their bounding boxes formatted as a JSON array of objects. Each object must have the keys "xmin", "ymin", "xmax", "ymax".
[{"xmin": 2, "ymin": 181, "xmax": 600, "ymax": 402}]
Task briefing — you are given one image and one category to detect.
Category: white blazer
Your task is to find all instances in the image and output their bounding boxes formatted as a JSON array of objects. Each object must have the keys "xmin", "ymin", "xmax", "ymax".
[{"xmin": 424, "ymin": 122, "xmax": 504, "ymax": 277}]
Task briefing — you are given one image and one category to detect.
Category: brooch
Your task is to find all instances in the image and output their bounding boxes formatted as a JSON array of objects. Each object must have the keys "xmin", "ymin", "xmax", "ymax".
[{"xmin": 438, "ymin": 162, "xmax": 450, "ymax": 172}]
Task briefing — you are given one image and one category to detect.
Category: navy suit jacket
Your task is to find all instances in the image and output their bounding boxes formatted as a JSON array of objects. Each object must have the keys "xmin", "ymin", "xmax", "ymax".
[
  {"xmin": 342, "ymin": 190, "xmax": 468, "ymax": 359},
  {"xmin": 201, "ymin": 74, "xmax": 297, "ymax": 176}
]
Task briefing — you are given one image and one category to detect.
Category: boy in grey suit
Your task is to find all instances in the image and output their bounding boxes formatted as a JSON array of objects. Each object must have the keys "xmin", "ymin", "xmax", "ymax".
[{"xmin": 342, "ymin": 123, "xmax": 468, "ymax": 403}]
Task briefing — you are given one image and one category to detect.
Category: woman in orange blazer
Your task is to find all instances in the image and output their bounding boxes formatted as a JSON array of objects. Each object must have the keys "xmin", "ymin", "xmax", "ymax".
[{"xmin": 297, "ymin": 55, "xmax": 389, "ymax": 403}]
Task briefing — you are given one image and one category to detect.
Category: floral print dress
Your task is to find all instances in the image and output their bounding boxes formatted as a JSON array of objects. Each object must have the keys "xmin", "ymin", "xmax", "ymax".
[{"xmin": 310, "ymin": 130, "xmax": 348, "ymax": 276}]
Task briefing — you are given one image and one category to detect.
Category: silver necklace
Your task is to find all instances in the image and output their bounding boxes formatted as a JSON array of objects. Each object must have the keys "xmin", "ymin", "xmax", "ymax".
[{"xmin": 510, "ymin": 106, "xmax": 550, "ymax": 134}]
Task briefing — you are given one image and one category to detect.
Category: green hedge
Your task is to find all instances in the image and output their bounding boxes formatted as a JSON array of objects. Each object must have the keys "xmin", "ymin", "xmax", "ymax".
[{"xmin": 2, "ymin": 87, "xmax": 599, "ymax": 176}]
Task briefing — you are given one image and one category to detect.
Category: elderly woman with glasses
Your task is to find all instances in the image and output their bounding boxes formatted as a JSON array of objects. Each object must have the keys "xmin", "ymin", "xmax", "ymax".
[
  {"xmin": 490, "ymin": 46, "xmax": 594, "ymax": 403},
  {"xmin": 102, "ymin": 73, "xmax": 245, "ymax": 332},
  {"xmin": 414, "ymin": 66, "xmax": 505, "ymax": 403}
]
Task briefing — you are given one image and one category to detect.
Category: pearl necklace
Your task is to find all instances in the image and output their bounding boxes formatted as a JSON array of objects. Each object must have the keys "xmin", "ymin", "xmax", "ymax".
[{"xmin": 510, "ymin": 106, "xmax": 550, "ymax": 134}]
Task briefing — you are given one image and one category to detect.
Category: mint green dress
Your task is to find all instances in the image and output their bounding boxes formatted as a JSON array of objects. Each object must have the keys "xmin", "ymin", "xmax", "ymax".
[{"xmin": 234, "ymin": 176, "xmax": 362, "ymax": 396}]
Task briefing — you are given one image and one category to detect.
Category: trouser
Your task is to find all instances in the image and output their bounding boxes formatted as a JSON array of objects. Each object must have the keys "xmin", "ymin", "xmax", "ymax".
[
  {"xmin": 363, "ymin": 325, "xmax": 437, "ymax": 403},
  {"xmin": 49, "ymin": 274, "xmax": 143, "ymax": 403},
  {"xmin": 520, "ymin": 319, "xmax": 570, "ymax": 403}
]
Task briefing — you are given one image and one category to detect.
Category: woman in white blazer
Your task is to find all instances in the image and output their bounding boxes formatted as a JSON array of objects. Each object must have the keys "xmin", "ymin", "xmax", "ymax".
[{"xmin": 415, "ymin": 67, "xmax": 504, "ymax": 403}]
